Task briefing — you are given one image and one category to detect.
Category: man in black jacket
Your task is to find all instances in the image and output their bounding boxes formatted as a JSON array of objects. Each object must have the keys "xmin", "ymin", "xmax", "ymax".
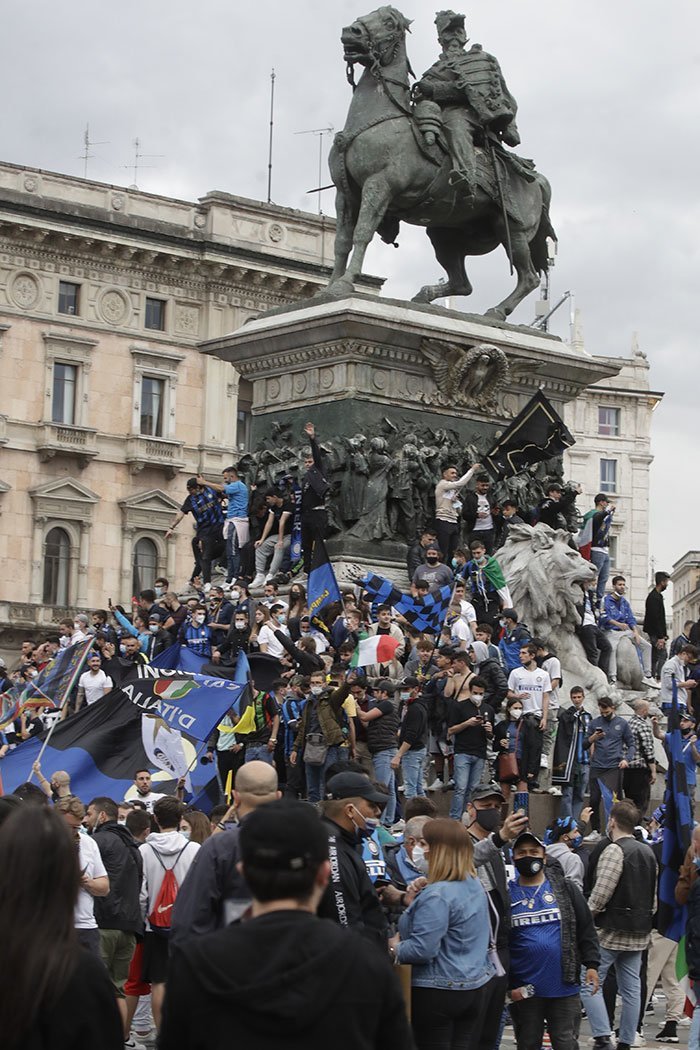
[
  {"xmin": 160, "ymin": 800, "xmax": 413, "ymax": 1050},
  {"xmin": 300, "ymin": 422, "xmax": 330, "ymax": 575},
  {"xmin": 462, "ymin": 473, "xmax": 501, "ymax": 554},
  {"xmin": 318, "ymin": 771, "xmax": 389, "ymax": 943},
  {"xmin": 643, "ymin": 572, "xmax": 670, "ymax": 679},
  {"xmin": 170, "ymin": 762, "xmax": 280, "ymax": 947},
  {"xmin": 85, "ymin": 796, "xmax": 144, "ymax": 1036},
  {"xmin": 391, "ymin": 677, "xmax": 430, "ymax": 799}
]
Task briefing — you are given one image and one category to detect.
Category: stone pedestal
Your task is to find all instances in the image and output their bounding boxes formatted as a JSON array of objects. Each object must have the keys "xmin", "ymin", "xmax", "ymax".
[{"xmin": 200, "ymin": 295, "xmax": 621, "ymax": 574}]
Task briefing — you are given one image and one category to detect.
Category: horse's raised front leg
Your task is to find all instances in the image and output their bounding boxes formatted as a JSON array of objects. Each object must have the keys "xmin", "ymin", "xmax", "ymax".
[
  {"xmin": 412, "ymin": 226, "xmax": 473, "ymax": 304},
  {"xmin": 327, "ymin": 173, "xmax": 393, "ymax": 297},
  {"xmin": 485, "ymin": 230, "xmax": 539, "ymax": 320}
]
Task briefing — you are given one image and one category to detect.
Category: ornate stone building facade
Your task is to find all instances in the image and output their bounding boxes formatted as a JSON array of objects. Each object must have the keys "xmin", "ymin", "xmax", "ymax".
[
  {"xmin": 670, "ymin": 551, "xmax": 700, "ymax": 639},
  {"xmin": 0, "ymin": 162, "xmax": 367, "ymax": 650},
  {"xmin": 563, "ymin": 331, "xmax": 663, "ymax": 612}
]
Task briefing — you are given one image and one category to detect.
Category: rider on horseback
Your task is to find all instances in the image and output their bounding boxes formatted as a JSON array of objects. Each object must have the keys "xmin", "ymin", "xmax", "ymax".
[{"xmin": 413, "ymin": 10, "xmax": 521, "ymax": 199}]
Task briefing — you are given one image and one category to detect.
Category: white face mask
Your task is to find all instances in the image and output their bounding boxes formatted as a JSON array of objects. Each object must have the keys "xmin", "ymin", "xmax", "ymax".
[
  {"xmin": 193, "ymin": 614, "xmax": 205, "ymax": 626},
  {"xmin": 149, "ymin": 624, "xmax": 159, "ymax": 634},
  {"xmin": 73, "ymin": 622, "xmax": 82, "ymax": 632},
  {"xmin": 472, "ymin": 694, "xmax": 484, "ymax": 706},
  {"xmin": 117, "ymin": 819, "xmax": 127, "ymax": 826},
  {"xmin": 412, "ymin": 844, "xmax": 430, "ymax": 875},
  {"xmin": 231, "ymin": 590, "xmax": 240, "ymax": 602},
  {"xmin": 180, "ymin": 828, "xmax": 191, "ymax": 841},
  {"xmin": 310, "ymin": 684, "xmax": 323, "ymax": 696},
  {"xmin": 511, "ymin": 707, "xmax": 523, "ymax": 720},
  {"xmin": 155, "ymin": 586, "xmax": 164, "ymax": 597},
  {"xmin": 234, "ymin": 620, "xmax": 246, "ymax": 630}
]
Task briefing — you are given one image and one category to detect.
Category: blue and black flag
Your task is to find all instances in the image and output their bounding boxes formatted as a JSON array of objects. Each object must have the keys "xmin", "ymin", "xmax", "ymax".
[
  {"xmin": 658, "ymin": 678, "xmax": 693, "ymax": 941},
  {"xmin": 359, "ymin": 573, "xmax": 452, "ymax": 635},
  {"xmin": 483, "ymin": 389, "xmax": 575, "ymax": 479},
  {"xmin": 307, "ymin": 538, "xmax": 342, "ymax": 636}
]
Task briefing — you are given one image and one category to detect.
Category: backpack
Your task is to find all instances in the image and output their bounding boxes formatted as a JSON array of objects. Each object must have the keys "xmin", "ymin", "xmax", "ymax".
[{"xmin": 147, "ymin": 844, "xmax": 188, "ymax": 932}]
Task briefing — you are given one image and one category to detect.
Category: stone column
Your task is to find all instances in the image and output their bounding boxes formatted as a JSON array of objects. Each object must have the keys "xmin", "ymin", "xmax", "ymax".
[
  {"xmin": 77, "ymin": 523, "xmax": 91, "ymax": 608},
  {"xmin": 29, "ymin": 515, "xmax": 47, "ymax": 604},
  {"xmin": 120, "ymin": 526, "xmax": 135, "ymax": 606}
]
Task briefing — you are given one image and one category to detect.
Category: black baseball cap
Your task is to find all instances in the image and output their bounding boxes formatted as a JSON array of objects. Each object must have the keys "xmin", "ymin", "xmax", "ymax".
[
  {"xmin": 240, "ymin": 800, "xmax": 329, "ymax": 872},
  {"xmin": 325, "ymin": 772, "xmax": 389, "ymax": 807},
  {"xmin": 512, "ymin": 830, "xmax": 545, "ymax": 850},
  {"xmin": 470, "ymin": 783, "xmax": 505, "ymax": 803}
]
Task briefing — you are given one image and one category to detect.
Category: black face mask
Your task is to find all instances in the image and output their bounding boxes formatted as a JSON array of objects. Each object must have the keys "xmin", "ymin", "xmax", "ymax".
[
  {"xmin": 514, "ymin": 856, "xmax": 544, "ymax": 878},
  {"xmin": 475, "ymin": 808, "xmax": 502, "ymax": 832}
]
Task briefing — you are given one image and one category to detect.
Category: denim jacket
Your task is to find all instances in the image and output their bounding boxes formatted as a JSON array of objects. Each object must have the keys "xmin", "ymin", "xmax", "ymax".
[{"xmin": 395, "ymin": 877, "xmax": 494, "ymax": 989}]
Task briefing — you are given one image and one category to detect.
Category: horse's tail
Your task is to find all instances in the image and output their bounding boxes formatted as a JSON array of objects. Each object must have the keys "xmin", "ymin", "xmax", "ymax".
[{"xmin": 529, "ymin": 173, "xmax": 557, "ymax": 275}]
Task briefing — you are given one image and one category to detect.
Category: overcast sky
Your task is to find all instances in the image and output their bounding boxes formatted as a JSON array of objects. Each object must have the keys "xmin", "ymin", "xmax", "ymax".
[{"xmin": 3, "ymin": 1, "xmax": 699, "ymax": 577}]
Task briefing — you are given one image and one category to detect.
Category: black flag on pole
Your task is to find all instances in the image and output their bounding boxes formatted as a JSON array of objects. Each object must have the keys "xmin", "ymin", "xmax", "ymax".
[{"xmin": 483, "ymin": 390, "xmax": 575, "ymax": 480}]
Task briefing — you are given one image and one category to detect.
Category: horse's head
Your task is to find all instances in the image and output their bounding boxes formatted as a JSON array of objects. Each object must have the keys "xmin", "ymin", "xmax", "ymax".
[{"xmin": 341, "ymin": 6, "xmax": 411, "ymax": 69}]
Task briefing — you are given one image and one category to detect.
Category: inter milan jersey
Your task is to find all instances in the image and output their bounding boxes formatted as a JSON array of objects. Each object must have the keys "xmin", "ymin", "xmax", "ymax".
[{"xmin": 508, "ymin": 877, "xmax": 580, "ymax": 997}]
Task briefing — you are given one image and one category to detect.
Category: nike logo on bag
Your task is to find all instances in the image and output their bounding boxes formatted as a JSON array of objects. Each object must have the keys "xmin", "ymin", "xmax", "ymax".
[{"xmin": 157, "ymin": 904, "xmax": 173, "ymax": 914}]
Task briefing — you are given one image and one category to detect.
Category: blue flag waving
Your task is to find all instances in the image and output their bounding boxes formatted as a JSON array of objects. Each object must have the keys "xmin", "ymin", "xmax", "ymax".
[
  {"xmin": 1, "ymin": 671, "xmax": 244, "ymax": 806},
  {"xmin": 307, "ymin": 537, "xmax": 341, "ymax": 635},
  {"xmin": 360, "ymin": 572, "xmax": 452, "ymax": 635},
  {"xmin": 658, "ymin": 678, "xmax": 694, "ymax": 941}
]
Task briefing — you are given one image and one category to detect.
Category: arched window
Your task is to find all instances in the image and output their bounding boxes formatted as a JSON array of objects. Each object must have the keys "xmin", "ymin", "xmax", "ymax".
[
  {"xmin": 132, "ymin": 537, "xmax": 158, "ymax": 594},
  {"xmin": 43, "ymin": 527, "xmax": 71, "ymax": 606}
]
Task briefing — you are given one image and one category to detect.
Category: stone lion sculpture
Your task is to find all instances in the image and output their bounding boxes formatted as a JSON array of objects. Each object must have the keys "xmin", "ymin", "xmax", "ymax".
[{"xmin": 497, "ymin": 523, "xmax": 643, "ymax": 702}]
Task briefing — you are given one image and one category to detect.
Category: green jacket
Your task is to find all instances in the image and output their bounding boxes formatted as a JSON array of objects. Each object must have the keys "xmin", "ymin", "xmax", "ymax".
[{"xmin": 293, "ymin": 681, "xmax": 350, "ymax": 751}]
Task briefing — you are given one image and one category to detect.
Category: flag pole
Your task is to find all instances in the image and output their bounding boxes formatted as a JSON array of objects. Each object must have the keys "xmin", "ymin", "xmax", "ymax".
[{"xmin": 27, "ymin": 640, "xmax": 95, "ymax": 782}]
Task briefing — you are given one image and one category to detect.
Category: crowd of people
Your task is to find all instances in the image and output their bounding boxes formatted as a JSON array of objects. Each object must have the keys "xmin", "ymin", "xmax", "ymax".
[{"xmin": 3, "ymin": 434, "xmax": 700, "ymax": 1050}]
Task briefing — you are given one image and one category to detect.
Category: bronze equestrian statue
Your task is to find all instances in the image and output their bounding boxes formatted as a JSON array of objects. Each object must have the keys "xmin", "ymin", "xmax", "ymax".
[{"xmin": 326, "ymin": 7, "xmax": 556, "ymax": 320}]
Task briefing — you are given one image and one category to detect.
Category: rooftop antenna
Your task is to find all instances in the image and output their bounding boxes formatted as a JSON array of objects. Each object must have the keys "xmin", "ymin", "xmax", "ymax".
[
  {"xmin": 267, "ymin": 69, "xmax": 275, "ymax": 204},
  {"xmin": 79, "ymin": 123, "xmax": 108, "ymax": 179},
  {"xmin": 297, "ymin": 125, "xmax": 334, "ymax": 214},
  {"xmin": 123, "ymin": 137, "xmax": 164, "ymax": 189}
]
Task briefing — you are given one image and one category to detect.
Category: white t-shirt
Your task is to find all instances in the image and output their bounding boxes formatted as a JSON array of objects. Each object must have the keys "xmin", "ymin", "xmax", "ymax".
[
  {"xmin": 125, "ymin": 789, "xmax": 166, "ymax": 813},
  {"xmin": 79, "ymin": 669, "xmax": 113, "ymax": 706},
  {"xmin": 258, "ymin": 623, "xmax": 290, "ymax": 659},
  {"xmin": 451, "ymin": 618, "xmax": 473, "ymax": 648},
  {"xmin": 541, "ymin": 655, "xmax": 561, "ymax": 711},
  {"xmin": 507, "ymin": 666, "xmax": 552, "ymax": 716},
  {"xmin": 474, "ymin": 494, "xmax": 494, "ymax": 531},
  {"xmin": 458, "ymin": 600, "xmax": 477, "ymax": 632},
  {"xmin": 75, "ymin": 832, "xmax": 107, "ymax": 929}
]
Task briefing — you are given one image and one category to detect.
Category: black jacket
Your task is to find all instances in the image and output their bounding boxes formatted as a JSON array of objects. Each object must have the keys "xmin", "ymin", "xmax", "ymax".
[
  {"xmin": 170, "ymin": 822, "xmax": 251, "ymax": 948},
  {"xmin": 92, "ymin": 821, "xmax": 143, "ymax": 935},
  {"xmin": 275, "ymin": 629, "xmax": 324, "ymax": 675},
  {"xmin": 216, "ymin": 625, "xmax": 250, "ymax": 666},
  {"xmin": 478, "ymin": 657, "xmax": 509, "ymax": 708},
  {"xmin": 461, "ymin": 490, "xmax": 501, "ymax": 533},
  {"xmin": 407, "ymin": 539, "xmax": 430, "ymax": 580},
  {"xmin": 686, "ymin": 877, "xmax": 700, "ymax": 980},
  {"xmin": 643, "ymin": 588, "xmax": 667, "ymax": 639},
  {"xmin": 160, "ymin": 911, "xmax": 414, "ymax": 1050},
  {"xmin": 301, "ymin": 436, "xmax": 329, "ymax": 517},
  {"xmin": 398, "ymin": 696, "xmax": 429, "ymax": 750},
  {"xmin": 318, "ymin": 817, "xmax": 388, "ymax": 942}
]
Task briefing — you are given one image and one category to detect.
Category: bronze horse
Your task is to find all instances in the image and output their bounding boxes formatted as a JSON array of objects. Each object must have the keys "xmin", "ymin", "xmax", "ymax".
[{"xmin": 326, "ymin": 6, "xmax": 555, "ymax": 319}]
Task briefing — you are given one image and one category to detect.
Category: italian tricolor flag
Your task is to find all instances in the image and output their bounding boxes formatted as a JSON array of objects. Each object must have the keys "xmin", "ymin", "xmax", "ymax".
[
  {"xmin": 350, "ymin": 634, "xmax": 400, "ymax": 668},
  {"xmin": 576, "ymin": 509, "xmax": 595, "ymax": 560}
]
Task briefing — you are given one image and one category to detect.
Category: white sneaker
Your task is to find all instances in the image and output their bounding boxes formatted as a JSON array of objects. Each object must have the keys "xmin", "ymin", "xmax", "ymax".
[
  {"xmin": 643, "ymin": 677, "xmax": 661, "ymax": 688},
  {"xmin": 250, "ymin": 573, "xmax": 267, "ymax": 589},
  {"xmin": 548, "ymin": 787, "xmax": 562, "ymax": 796},
  {"xmin": 203, "ymin": 582, "xmax": 212, "ymax": 594},
  {"xmin": 426, "ymin": 778, "xmax": 442, "ymax": 792},
  {"xmin": 125, "ymin": 1039, "xmax": 146, "ymax": 1050}
]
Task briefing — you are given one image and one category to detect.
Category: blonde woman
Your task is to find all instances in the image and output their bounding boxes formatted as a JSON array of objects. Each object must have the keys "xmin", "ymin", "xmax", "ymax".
[{"xmin": 390, "ymin": 818, "xmax": 493, "ymax": 1050}]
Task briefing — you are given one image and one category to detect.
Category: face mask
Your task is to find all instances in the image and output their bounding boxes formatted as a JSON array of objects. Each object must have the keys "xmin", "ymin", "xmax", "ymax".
[
  {"xmin": 514, "ymin": 856, "xmax": 544, "ymax": 878},
  {"xmin": 499, "ymin": 618, "xmax": 506, "ymax": 627},
  {"xmin": 231, "ymin": 590, "xmax": 240, "ymax": 602},
  {"xmin": 412, "ymin": 844, "xmax": 430, "ymax": 874},
  {"xmin": 193, "ymin": 614, "xmax": 205, "ymax": 626},
  {"xmin": 117, "ymin": 819, "xmax": 127, "ymax": 826},
  {"xmin": 511, "ymin": 707, "xmax": 523, "ymax": 720},
  {"xmin": 119, "ymin": 644, "xmax": 127, "ymax": 655},
  {"xmin": 234, "ymin": 620, "xmax": 246, "ymax": 631},
  {"xmin": 310, "ymin": 685, "xmax": 323, "ymax": 696},
  {"xmin": 73, "ymin": 623, "xmax": 82, "ymax": 632},
  {"xmin": 351, "ymin": 805, "xmax": 379, "ymax": 839},
  {"xmin": 426, "ymin": 556, "xmax": 439, "ymax": 564},
  {"xmin": 149, "ymin": 624, "xmax": 159, "ymax": 634},
  {"xmin": 180, "ymin": 828, "xmax": 191, "ymax": 841},
  {"xmin": 400, "ymin": 691, "xmax": 410, "ymax": 701},
  {"xmin": 475, "ymin": 808, "xmax": 502, "ymax": 832},
  {"xmin": 277, "ymin": 614, "xmax": 287, "ymax": 624},
  {"xmin": 568, "ymin": 833, "xmax": 583, "ymax": 851},
  {"xmin": 155, "ymin": 587, "xmax": 164, "ymax": 597},
  {"xmin": 472, "ymin": 694, "xmax": 483, "ymax": 707}
]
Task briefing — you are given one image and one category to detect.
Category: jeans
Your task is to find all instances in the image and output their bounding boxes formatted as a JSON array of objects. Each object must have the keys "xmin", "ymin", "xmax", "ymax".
[
  {"xmin": 560, "ymin": 763, "xmax": 590, "ymax": 820},
  {"xmin": 450, "ymin": 753, "xmax": 486, "ymax": 820},
  {"xmin": 402, "ymin": 747, "xmax": 427, "ymax": 799},
  {"xmin": 689, "ymin": 981, "xmax": 700, "ymax": 1050},
  {"xmin": 304, "ymin": 745, "xmax": 340, "ymax": 804},
  {"xmin": 244, "ymin": 743, "xmax": 275, "ymax": 765},
  {"xmin": 591, "ymin": 549, "xmax": 610, "ymax": 602},
  {"xmin": 510, "ymin": 992, "xmax": 580, "ymax": 1050},
  {"xmin": 225, "ymin": 520, "xmax": 242, "ymax": 582},
  {"xmin": 255, "ymin": 533, "xmax": 291, "ymax": 578},
  {"xmin": 372, "ymin": 747, "xmax": 398, "ymax": 825},
  {"xmin": 580, "ymin": 947, "xmax": 643, "ymax": 1046}
]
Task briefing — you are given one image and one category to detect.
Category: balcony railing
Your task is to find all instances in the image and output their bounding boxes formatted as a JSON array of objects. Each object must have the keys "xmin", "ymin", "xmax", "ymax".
[
  {"xmin": 126, "ymin": 435, "xmax": 186, "ymax": 479},
  {"xmin": 37, "ymin": 423, "xmax": 98, "ymax": 468}
]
